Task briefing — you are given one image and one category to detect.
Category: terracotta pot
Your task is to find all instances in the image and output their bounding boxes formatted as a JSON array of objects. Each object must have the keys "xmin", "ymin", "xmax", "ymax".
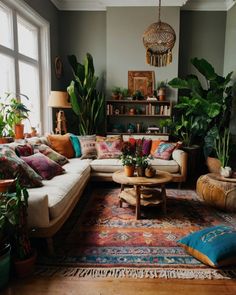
[
  {"xmin": 158, "ymin": 89, "xmax": 166, "ymax": 101},
  {"xmin": 124, "ymin": 165, "xmax": 135, "ymax": 177},
  {"xmin": 0, "ymin": 137, "xmax": 13, "ymax": 144},
  {"xmin": 14, "ymin": 124, "xmax": 24, "ymax": 139},
  {"xmin": 0, "ymin": 179, "xmax": 15, "ymax": 193},
  {"xmin": 206, "ymin": 157, "xmax": 221, "ymax": 173},
  {"xmin": 14, "ymin": 250, "xmax": 37, "ymax": 278}
]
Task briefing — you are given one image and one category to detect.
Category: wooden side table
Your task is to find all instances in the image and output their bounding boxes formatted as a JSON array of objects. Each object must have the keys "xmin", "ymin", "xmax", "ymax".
[{"xmin": 112, "ymin": 170, "xmax": 173, "ymax": 219}]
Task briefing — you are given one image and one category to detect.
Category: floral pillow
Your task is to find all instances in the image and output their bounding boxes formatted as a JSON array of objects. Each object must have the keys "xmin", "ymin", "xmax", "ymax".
[
  {"xmin": 15, "ymin": 143, "xmax": 34, "ymax": 157},
  {"xmin": 0, "ymin": 146, "xmax": 43, "ymax": 188},
  {"xmin": 33, "ymin": 144, "xmax": 69, "ymax": 166},
  {"xmin": 96, "ymin": 137, "xmax": 122, "ymax": 159},
  {"xmin": 21, "ymin": 153, "xmax": 65, "ymax": 180}
]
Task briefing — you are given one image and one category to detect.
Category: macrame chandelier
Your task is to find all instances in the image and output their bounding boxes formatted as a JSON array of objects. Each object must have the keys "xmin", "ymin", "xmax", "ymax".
[{"xmin": 143, "ymin": 0, "xmax": 176, "ymax": 67}]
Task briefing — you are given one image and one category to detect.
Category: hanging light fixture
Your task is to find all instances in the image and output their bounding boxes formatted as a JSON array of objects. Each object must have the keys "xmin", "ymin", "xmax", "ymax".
[{"xmin": 143, "ymin": 0, "xmax": 176, "ymax": 67}]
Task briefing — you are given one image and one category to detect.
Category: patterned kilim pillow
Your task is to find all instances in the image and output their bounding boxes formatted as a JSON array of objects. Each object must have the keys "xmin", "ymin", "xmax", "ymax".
[
  {"xmin": 0, "ymin": 146, "xmax": 43, "ymax": 188},
  {"xmin": 33, "ymin": 144, "xmax": 68, "ymax": 166},
  {"xmin": 152, "ymin": 142, "xmax": 176, "ymax": 160},
  {"xmin": 178, "ymin": 225, "xmax": 236, "ymax": 267},
  {"xmin": 96, "ymin": 137, "xmax": 122, "ymax": 159},
  {"xmin": 15, "ymin": 143, "xmax": 34, "ymax": 157},
  {"xmin": 79, "ymin": 135, "xmax": 97, "ymax": 159},
  {"xmin": 21, "ymin": 153, "xmax": 65, "ymax": 180}
]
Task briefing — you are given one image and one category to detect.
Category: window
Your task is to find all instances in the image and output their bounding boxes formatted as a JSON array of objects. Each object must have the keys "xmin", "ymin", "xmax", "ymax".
[{"xmin": 0, "ymin": 0, "xmax": 51, "ymax": 134}]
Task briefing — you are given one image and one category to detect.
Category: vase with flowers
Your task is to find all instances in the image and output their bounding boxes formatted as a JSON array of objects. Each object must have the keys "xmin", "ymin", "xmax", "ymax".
[{"xmin": 135, "ymin": 140, "xmax": 149, "ymax": 177}]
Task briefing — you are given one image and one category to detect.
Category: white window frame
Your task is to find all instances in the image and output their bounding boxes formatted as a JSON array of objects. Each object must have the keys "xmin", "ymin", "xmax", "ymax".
[{"xmin": 0, "ymin": 0, "xmax": 51, "ymax": 134}]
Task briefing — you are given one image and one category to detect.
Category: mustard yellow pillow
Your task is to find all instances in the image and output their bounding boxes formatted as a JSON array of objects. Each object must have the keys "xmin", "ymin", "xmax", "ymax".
[{"xmin": 47, "ymin": 134, "xmax": 74, "ymax": 158}]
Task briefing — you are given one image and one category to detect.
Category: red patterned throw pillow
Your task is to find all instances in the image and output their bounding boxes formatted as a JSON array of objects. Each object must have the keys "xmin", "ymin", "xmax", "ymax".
[
  {"xmin": 96, "ymin": 137, "xmax": 122, "ymax": 159},
  {"xmin": 15, "ymin": 143, "xmax": 34, "ymax": 157},
  {"xmin": 21, "ymin": 153, "xmax": 65, "ymax": 180},
  {"xmin": 152, "ymin": 142, "xmax": 176, "ymax": 160}
]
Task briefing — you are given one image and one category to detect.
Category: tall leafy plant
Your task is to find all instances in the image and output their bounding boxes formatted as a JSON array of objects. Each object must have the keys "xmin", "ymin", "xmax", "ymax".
[
  {"xmin": 67, "ymin": 53, "xmax": 105, "ymax": 135},
  {"xmin": 168, "ymin": 58, "xmax": 234, "ymax": 153}
]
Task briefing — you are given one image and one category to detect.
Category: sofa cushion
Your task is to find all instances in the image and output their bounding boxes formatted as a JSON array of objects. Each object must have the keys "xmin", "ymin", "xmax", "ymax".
[
  {"xmin": 150, "ymin": 158, "xmax": 180, "ymax": 173},
  {"xmin": 69, "ymin": 134, "xmax": 82, "ymax": 158},
  {"xmin": 0, "ymin": 146, "xmax": 43, "ymax": 188},
  {"xmin": 90, "ymin": 158, "xmax": 123, "ymax": 173},
  {"xmin": 41, "ymin": 168, "xmax": 90, "ymax": 219},
  {"xmin": 33, "ymin": 144, "xmax": 69, "ymax": 166},
  {"xmin": 96, "ymin": 137, "xmax": 122, "ymax": 159},
  {"xmin": 21, "ymin": 153, "xmax": 65, "ymax": 180},
  {"xmin": 79, "ymin": 134, "xmax": 97, "ymax": 159},
  {"xmin": 63, "ymin": 158, "xmax": 92, "ymax": 174},
  {"xmin": 47, "ymin": 134, "xmax": 74, "ymax": 158},
  {"xmin": 15, "ymin": 143, "xmax": 34, "ymax": 157}
]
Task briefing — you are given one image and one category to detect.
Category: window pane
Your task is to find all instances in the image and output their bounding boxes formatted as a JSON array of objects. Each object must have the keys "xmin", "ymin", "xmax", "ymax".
[
  {"xmin": 0, "ymin": 53, "xmax": 15, "ymax": 97},
  {"xmin": 17, "ymin": 16, "xmax": 38, "ymax": 60},
  {"xmin": 0, "ymin": 2, "xmax": 13, "ymax": 49},
  {"xmin": 19, "ymin": 61, "xmax": 40, "ymax": 133}
]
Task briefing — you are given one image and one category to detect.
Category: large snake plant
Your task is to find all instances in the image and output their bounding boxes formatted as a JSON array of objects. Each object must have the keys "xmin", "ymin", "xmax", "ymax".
[{"xmin": 67, "ymin": 53, "xmax": 105, "ymax": 135}]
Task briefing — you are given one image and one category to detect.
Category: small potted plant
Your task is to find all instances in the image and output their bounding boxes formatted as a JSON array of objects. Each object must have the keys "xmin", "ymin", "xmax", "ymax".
[
  {"xmin": 132, "ymin": 90, "xmax": 144, "ymax": 100},
  {"xmin": 156, "ymin": 80, "xmax": 168, "ymax": 101},
  {"xmin": 5, "ymin": 94, "xmax": 30, "ymax": 140},
  {"xmin": 120, "ymin": 141, "xmax": 136, "ymax": 177},
  {"xmin": 111, "ymin": 86, "xmax": 122, "ymax": 100},
  {"xmin": 214, "ymin": 129, "xmax": 232, "ymax": 178}
]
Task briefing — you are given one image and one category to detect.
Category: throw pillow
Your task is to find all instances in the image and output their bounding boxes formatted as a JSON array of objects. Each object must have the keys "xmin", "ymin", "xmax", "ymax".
[
  {"xmin": 33, "ymin": 144, "xmax": 69, "ymax": 166},
  {"xmin": 15, "ymin": 143, "xmax": 34, "ymax": 157},
  {"xmin": 96, "ymin": 137, "xmax": 122, "ymax": 159},
  {"xmin": 79, "ymin": 135, "xmax": 97, "ymax": 159},
  {"xmin": 21, "ymin": 153, "xmax": 65, "ymax": 180},
  {"xmin": 150, "ymin": 140, "xmax": 162, "ymax": 157},
  {"xmin": 69, "ymin": 134, "xmax": 82, "ymax": 158},
  {"xmin": 152, "ymin": 142, "xmax": 176, "ymax": 160},
  {"xmin": 0, "ymin": 147, "xmax": 43, "ymax": 188},
  {"xmin": 178, "ymin": 225, "xmax": 236, "ymax": 267},
  {"xmin": 128, "ymin": 138, "xmax": 152, "ymax": 156},
  {"xmin": 47, "ymin": 134, "xmax": 74, "ymax": 158}
]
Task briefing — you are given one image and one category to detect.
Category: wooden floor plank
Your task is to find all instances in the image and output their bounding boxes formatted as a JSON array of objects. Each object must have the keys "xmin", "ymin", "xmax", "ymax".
[{"xmin": 2, "ymin": 276, "xmax": 236, "ymax": 295}]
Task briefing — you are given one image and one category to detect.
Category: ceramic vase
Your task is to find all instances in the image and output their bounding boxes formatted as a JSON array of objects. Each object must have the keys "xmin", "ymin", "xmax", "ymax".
[{"xmin": 220, "ymin": 166, "xmax": 232, "ymax": 178}]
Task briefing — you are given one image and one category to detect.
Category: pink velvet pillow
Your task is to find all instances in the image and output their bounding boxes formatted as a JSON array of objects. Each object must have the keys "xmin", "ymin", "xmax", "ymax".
[
  {"xmin": 21, "ymin": 153, "xmax": 65, "ymax": 180},
  {"xmin": 15, "ymin": 143, "xmax": 34, "ymax": 157}
]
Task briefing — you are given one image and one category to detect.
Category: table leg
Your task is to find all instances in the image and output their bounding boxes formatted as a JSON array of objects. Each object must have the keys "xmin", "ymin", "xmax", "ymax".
[
  {"xmin": 119, "ymin": 184, "xmax": 124, "ymax": 208},
  {"xmin": 161, "ymin": 184, "xmax": 167, "ymax": 214},
  {"xmin": 135, "ymin": 185, "xmax": 141, "ymax": 219}
]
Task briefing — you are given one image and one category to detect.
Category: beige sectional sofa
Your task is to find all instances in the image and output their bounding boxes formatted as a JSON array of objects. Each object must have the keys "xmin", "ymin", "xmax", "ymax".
[{"xmin": 26, "ymin": 148, "xmax": 187, "ymax": 252}]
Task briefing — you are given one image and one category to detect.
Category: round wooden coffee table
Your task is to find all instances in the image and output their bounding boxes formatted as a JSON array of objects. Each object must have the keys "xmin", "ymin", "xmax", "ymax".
[{"xmin": 112, "ymin": 170, "xmax": 173, "ymax": 219}]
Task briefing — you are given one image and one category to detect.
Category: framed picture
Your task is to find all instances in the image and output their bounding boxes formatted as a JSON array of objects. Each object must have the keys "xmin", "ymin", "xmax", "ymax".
[{"xmin": 128, "ymin": 71, "xmax": 155, "ymax": 97}]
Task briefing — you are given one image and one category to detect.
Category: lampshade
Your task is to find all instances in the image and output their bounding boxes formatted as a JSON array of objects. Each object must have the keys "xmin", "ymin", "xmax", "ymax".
[
  {"xmin": 143, "ymin": 0, "xmax": 176, "ymax": 67},
  {"xmin": 48, "ymin": 91, "xmax": 71, "ymax": 108}
]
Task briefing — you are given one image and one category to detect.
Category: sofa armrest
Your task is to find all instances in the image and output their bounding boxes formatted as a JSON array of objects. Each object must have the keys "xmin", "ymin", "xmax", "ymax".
[
  {"xmin": 172, "ymin": 149, "xmax": 188, "ymax": 182},
  {"xmin": 28, "ymin": 193, "xmax": 50, "ymax": 228}
]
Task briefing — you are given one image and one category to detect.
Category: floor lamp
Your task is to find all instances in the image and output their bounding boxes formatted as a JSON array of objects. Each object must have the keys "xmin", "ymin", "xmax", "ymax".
[{"xmin": 48, "ymin": 91, "xmax": 71, "ymax": 134}]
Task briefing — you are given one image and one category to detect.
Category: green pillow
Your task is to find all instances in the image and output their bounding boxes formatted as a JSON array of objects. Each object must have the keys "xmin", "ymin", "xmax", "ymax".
[
  {"xmin": 69, "ymin": 134, "xmax": 81, "ymax": 158},
  {"xmin": 178, "ymin": 225, "xmax": 236, "ymax": 268}
]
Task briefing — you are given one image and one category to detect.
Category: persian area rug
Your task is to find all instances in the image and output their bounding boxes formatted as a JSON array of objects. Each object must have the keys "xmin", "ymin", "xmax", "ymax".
[{"xmin": 36, "ymin": 188, "xmax": 236, "ymax": 280}]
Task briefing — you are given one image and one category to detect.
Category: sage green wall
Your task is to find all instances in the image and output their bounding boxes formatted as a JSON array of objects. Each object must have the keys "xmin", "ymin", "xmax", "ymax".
[
  {"xmin": 58, "ymin": 11, "xmax": 106, "ymax": 92},
  {"xmin": 224, "ymin": 5, "xmax": 236, "ymax": 136},
  {"xmin": 179, "ymin": 11, "xmax": 226, "ymax": 84},
  {"xmin": 23, "ymin": 0, "xmax": 60, "ymax": 90},
  {"xmin": 106, "ymin": 7, "xmax": 180, "ymax": 102}
]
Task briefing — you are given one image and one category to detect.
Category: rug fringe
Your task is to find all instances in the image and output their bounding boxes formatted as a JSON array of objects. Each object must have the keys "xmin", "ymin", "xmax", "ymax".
[{"xmin": 35, "ymin": 266, "xmax": 236, "ymax": 280}]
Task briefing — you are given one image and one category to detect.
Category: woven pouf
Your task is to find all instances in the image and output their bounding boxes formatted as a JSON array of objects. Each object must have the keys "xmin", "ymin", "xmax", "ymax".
[{"xmin": 196, "ymin": 173, "xmax": 236, "ymax": 212}]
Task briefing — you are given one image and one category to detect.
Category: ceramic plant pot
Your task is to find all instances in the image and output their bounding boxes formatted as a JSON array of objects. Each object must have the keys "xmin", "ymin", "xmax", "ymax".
[
  {"xmin": 136, "ymin": 166, "xmax": 145, "ymax": 177},
  {"xmin": 0, "ymin": 244, "xmax": 11, "ymax": 290},
  {"xmin": 14, "ymin": 250, "xmax": 37, "ymax": 278},
  {"xmin": 220, "ymin": 166, "xmax": 232, "ymax": 178}
]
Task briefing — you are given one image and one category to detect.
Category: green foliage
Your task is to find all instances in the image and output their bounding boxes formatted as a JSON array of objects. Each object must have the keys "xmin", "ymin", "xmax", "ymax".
[
  {"xmin": 0, "ymin": 180, "xmax": 32, "ymax": 260},
  {"xmin": 156, "ymin": 80, "xmax": 168, "ymax": 90},
  {"xmin": 214, "ymin": 129, "xmax": 230, "ymax": 168},
  {"xmin": 132, "ymin": 90, "xmax": 144, "ymax": 100},
  {"xmin": 168, "ymin": 57, "xmax": 234, "ymax": 151},
  {"xmin": 67, "ymin": 53, "xmax": 105, "ymax": 135},
  {"xmin": 111, "ymin": 86, "xmax": 121, "ymax": 95},
  {"xmin": 0, "ymin": 93, "xmax": 30, "ymax": 137}
]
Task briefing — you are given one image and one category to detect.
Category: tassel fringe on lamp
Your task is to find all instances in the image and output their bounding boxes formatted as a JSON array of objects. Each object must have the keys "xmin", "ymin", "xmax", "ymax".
[{"xmin": 143, "ymin": 0, "xmax": 176, "ymax": 67}]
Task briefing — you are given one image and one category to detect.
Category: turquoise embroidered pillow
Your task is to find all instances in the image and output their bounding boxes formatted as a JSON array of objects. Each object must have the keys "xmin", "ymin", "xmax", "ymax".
[
  {"xmin": 178, "ymin": 225, "xmax": 236, "ymax": 268},
  {"xmin": 69, "ymin": 134, "xmax": 81, "ymax": 157}
]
